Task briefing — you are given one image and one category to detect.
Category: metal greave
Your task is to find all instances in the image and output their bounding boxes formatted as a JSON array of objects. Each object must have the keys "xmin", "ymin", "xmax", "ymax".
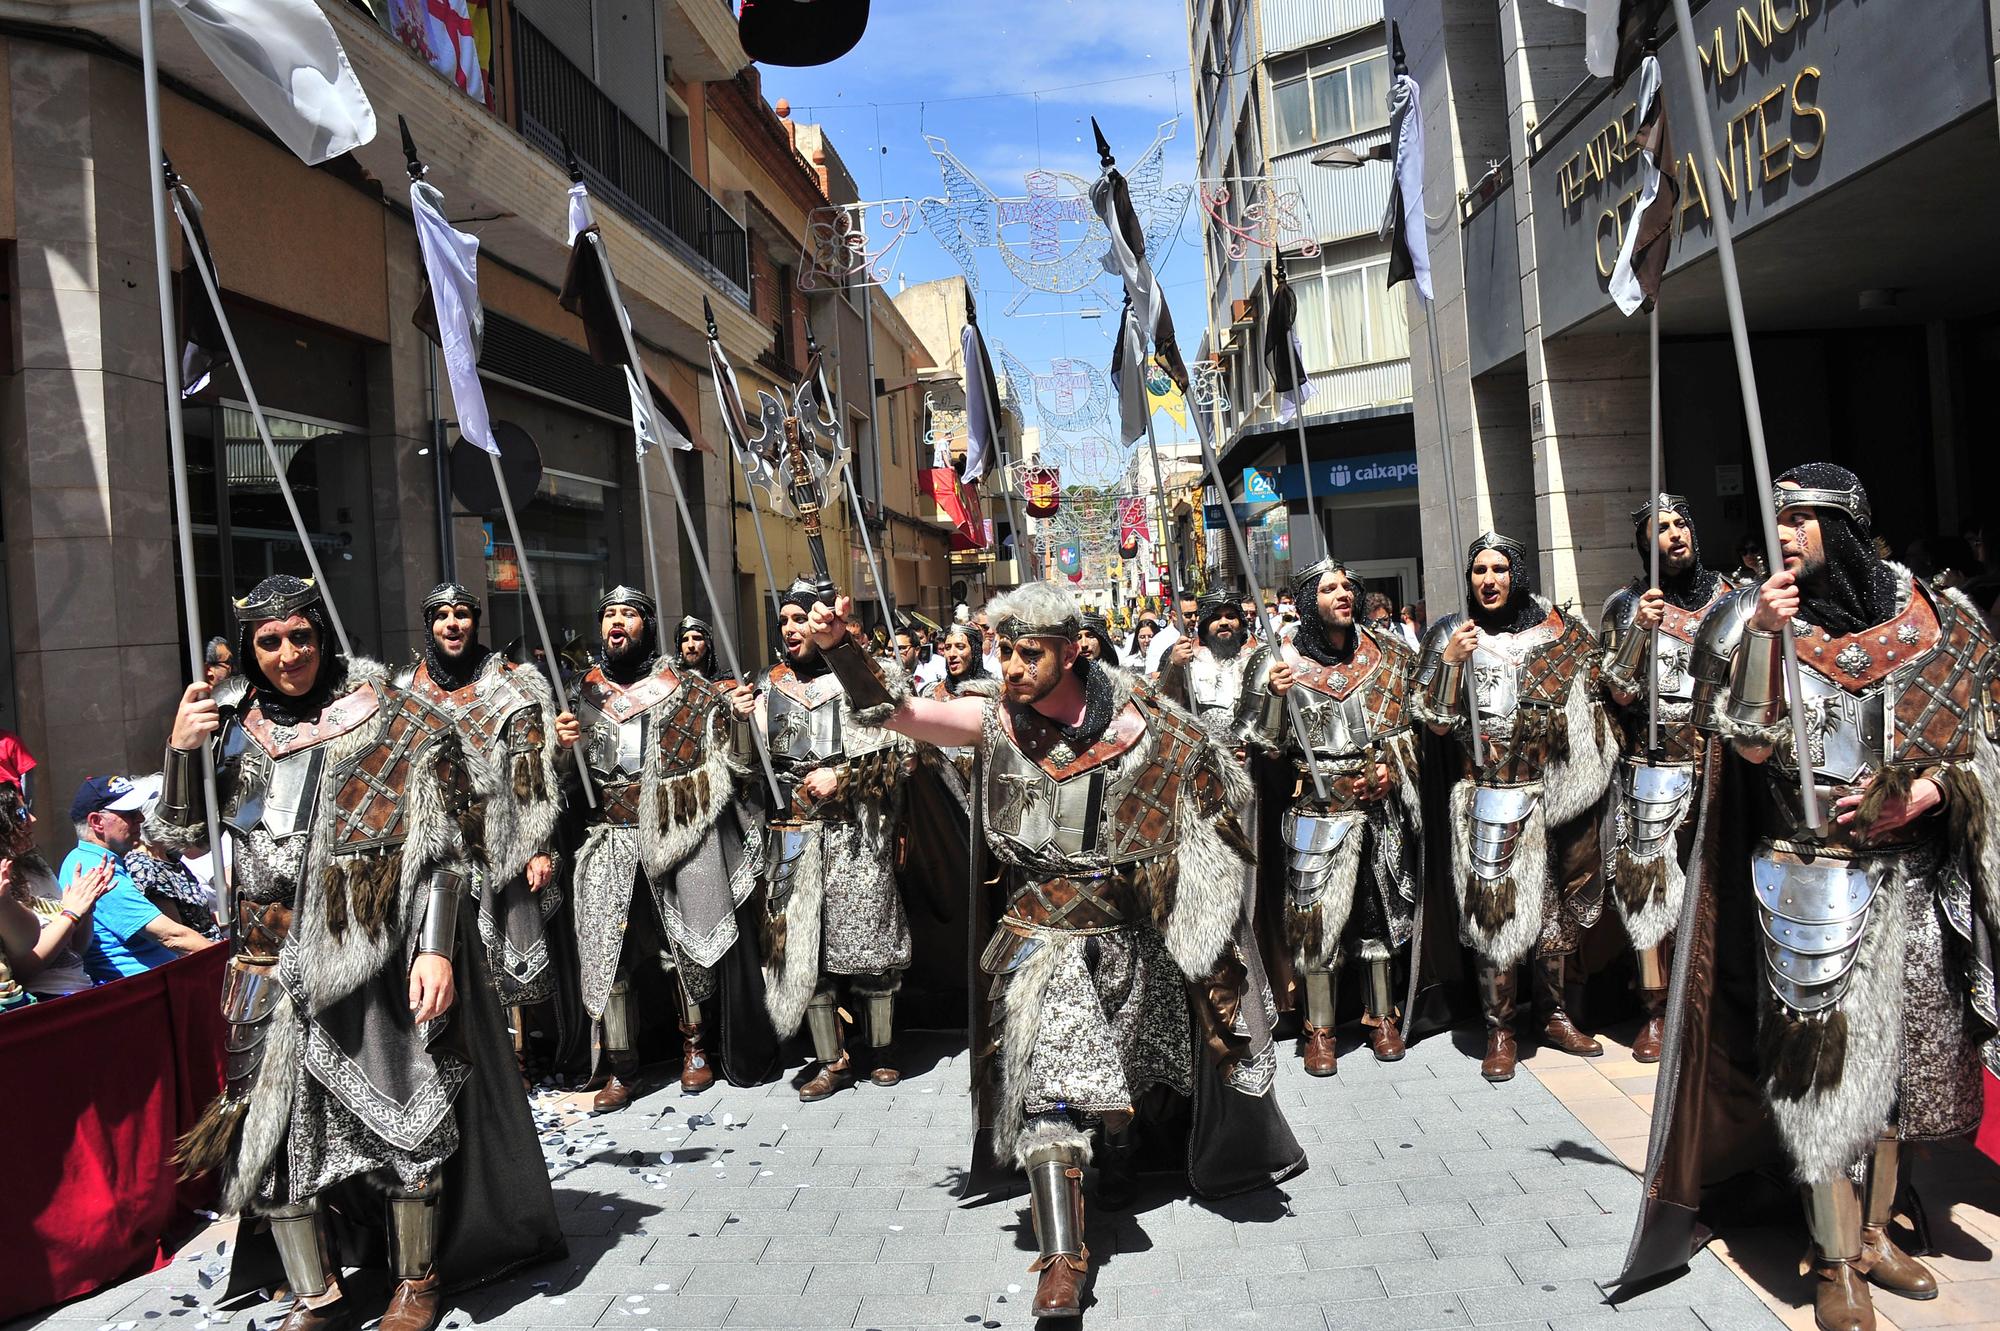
[
  {"xmin": 864, "ymin": 989, "xmax": 895, "ymax": 1049},
  {"xmin": 805, "ymin": 987, "xmax": 843, "ymax": 1064},
  {"xmin": 1364, "ymin": 955, "xmax": 1397, "ymax": 1021},
  {"xmin": 1302, "ymin": 968, "xmax": 1337, "ymax": 1029},
  {"xmin": 677, "ymin": 976, "xmax": 703, "ymax": 1032},
  {"xmin": 602, "ymin": 975, "xmax": 636, "ymax": 1055},
  {"xmin": 1864, "ymin": 1130, "xmax": 1900, "ymax": 1229},
  {"xmin": 1805, "ymin": 1174, "xmax": 1864, "ymax": 1263},
  {"xmin": 386, "ymin": 1175, "xmax": 442, "ymax": 1282},
  {"xmin": 266, "ymin": 1199, "xmax": 336, "ymax": 1299},
  {"xmin": 1025, "ymin": 1146, "xmax": 1087, "ymax": 1261},
  {"xmin": 1636, "ymin": 944, "xmax": 1667, "ymax": 992}
]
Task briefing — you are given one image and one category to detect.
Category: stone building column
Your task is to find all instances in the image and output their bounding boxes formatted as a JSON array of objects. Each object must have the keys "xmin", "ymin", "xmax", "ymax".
[
  {"xmin": 1496, "ymin": 0, "xmax": 1650, "ymax": 609},
  {"xmin": 0, "ymin": 42, "xmax": 182, "ymax": 845}
]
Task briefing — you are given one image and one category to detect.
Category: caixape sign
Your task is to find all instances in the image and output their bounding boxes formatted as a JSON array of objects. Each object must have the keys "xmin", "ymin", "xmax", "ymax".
[{"xmin": 1525, "ymin": 0, "xmax": 1993, "ymax": 335}]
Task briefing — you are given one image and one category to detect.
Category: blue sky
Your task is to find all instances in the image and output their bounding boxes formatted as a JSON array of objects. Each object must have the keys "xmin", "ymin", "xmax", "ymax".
[{"xmin": 761, "ymin": 0, "xmax": 1215, "ymax": 495}]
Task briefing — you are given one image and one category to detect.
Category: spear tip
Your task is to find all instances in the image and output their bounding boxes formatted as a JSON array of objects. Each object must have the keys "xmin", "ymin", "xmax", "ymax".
[
  {"xmin": 1091, "ymin": 117, "xmax": 1113, "ymax": 169},
  {"xmin": 398, "ymin": 115, "xmax": 425, "ymax": 181},
  {"xmin": 965, "ymin": 287, "xmax": 979, "ymax": 327},
  {"xmin": 702, "ymin": 295, "xmax": 719, "ymax": 340},
  {"xmin": 559, "ymin": 133, "xmax": 584, "ymax": 183},
  {"xmin": 1390, "ymin": 20, "xmax": 1408, "ymax": 76}
]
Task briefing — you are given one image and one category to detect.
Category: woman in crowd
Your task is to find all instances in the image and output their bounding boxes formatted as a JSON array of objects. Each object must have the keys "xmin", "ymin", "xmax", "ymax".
[{"xmin": 0, "ymin": 782, "xmax": 108, "ymax": 999}]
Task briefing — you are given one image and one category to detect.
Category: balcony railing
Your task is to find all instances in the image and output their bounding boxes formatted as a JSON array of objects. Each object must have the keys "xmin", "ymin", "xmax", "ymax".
[{"xmin": 513, "ymin": 12, "xmax": 750, "ymax": 295}]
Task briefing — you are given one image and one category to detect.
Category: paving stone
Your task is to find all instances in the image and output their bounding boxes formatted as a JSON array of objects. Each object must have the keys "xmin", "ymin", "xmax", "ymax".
[
  {"xmin": 1425, "ymin": 1220, "xmax": 1563, "ymax": 1258},
  {"xmin": 1177, "ymin": 1243, "xmax": 1309, "ymax": 1279},
  {"xmin": 1468, "ymin": 1187, "xmax": 1606, "ymax": 1225},
  {"xmin": 1301, "ymin": 1231, "xmax": 1433, "ymax": 1269},
  {"xmin": 1111, "ymin": 1274, "xmax": 1253, "ymax": 1318},
  {"xmin": 801, "ymin": 1261, "xmax": 931, "ymax": 1295},
  {"xmin": 477, "ymin": 1293, "xmax": 616, "ymax": 1325},
  {"xmin": 1458, "ymin": 1276, "xmax": 1610, "ymax": 1325},
  {"xmin": 1317, "ymin": 1292, "xmax": 1470, "ymax": 1329},
  {"xmin": 722, "ymin": 1294, "xmax": 861, "ymax": 1325},
  {"xmin": 589, "ymin": 1295, "xmax": 740, "ymax": 1327},
  {"xmin": 1245, "ymin": 1264, "xmax": 1390, "ymax": 1307},
  {"xmin": 851, "ymin": 1292, "xmax": 995, "ymax": 1326}
]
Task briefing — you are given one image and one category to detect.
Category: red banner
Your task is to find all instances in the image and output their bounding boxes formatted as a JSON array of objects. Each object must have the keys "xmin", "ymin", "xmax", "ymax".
[
  {"xmin": 1118, "ymin": 495, "xmax": 1147, "ymax": 558},
  {"xmin": 1022, "ymin": 466, "xmax": 1061, "ymax": 519},
  {"xmin": 929, "ymin": 467, "xmax": 985, "ymax": 550}
]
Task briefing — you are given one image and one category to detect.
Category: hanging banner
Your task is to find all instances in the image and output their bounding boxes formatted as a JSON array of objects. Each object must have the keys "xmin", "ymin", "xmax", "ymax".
[
  {"xmin": 1117, "ymin": 495, "xmax": 1147, "ymax": 557},
  {"xmin": 1056, "ymin": 541, "xmax": 1082, "ymax": 577},
  {"xmin": 1022, "ymin": 465, "xmax": 1062, "ymax": 518}
]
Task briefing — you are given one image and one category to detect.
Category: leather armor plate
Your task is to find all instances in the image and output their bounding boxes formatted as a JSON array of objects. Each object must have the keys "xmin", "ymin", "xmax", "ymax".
[{"xmin": 325, "ymin": 689, "xmax": 454, "ymax": 855}]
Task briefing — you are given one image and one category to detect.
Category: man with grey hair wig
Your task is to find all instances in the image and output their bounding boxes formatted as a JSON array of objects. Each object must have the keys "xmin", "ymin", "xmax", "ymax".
[{"xmin": 796, "ymin": 581, "xmax": 1304, "ymax": 1319}]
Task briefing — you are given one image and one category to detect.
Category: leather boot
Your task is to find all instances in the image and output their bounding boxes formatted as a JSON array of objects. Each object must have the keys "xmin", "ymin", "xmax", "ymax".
[
  {"xmin": 383, "ymin": 1177, "xmax": 443, "ymax": 1331},
  {"xmin": 269, "ymin": 1201, "xmax": 348, "ymax": 1331},
  {"xmin": 1631, "ymin": 945, "xmax": 1667, "ymax": 1064},
  {"xmin": 1300, "ymin": 968, "xmax": 1337, "ymax": 1076},
  {"xmin": 799, "ymin": 1052, "xmax": 855, "ymax": 1102},
  {"xmin": 1857, "ymin": 1132, "xmax": 1937, "ymax": 1300},
  {"xmin": 590, "ymin": 1053, "xmax": 639, "ymax": 1113},
  {"xmin": 1026, "ymin": 1146, "xmax": 1089, "ymax": 1319},
  {"xmin": 1478, "ymin": 965, "xmax": 1519, "ymax": 1081},
  {"xmin": 678, "ymin": 1021, "xmax": 714, "ymax": 1094},
  {"xmin": 1534, "ymin": 954, "xmax": 1603, "ymax": 1057},
  {"xmin": 1807, "ymin": 1175, "xmax": 1876, "ymax": 1331},
  {"xmin": 1363, "ymin": 953, "xmax": 1406, "ymax": 1061}
]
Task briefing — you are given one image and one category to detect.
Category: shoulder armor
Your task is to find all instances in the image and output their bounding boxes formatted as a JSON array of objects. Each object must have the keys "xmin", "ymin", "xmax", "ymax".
[
  {"xmin": 1688, "ymin": 585, "xmax": 1759, "ymax": 732},
  {"xmin": 1600, "ymin": 586, "xmax": 1640, "ymax": 649},
  {"xmin": 1414, "ymin": 614, "xmax": 1460, "ymax": 686}
]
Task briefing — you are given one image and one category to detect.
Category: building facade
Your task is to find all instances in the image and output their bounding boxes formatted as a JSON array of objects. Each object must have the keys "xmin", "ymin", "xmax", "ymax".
[
  {"xmin": 1187, "ymin": 0, "xmax": 1424, "ymax": 613},
  {"xmin": 0, "ymin": 0, "xmax": 948, "ymax": 847},
  {"xmin": 1388, "ymin": 0, "xmax": 2000, "ymax": 617}
]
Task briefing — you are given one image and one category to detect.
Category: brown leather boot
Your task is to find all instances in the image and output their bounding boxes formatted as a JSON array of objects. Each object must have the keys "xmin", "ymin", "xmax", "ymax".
[
  {"xmin": 275, "ymin": 1291, "xmax": 352, "ymax": 1331},
  {"xmin": 1026, "ymin": 1150, "xmax": 1088, "ymax": 1319},
  {"xmin": 1631, "ymin": 1002, "xmax": 1665, "ymax": 1064},
  {"xmin": 1812, "ymin": 1259, "xmax": 1877, "ymax": 1331},
  {"xmin": 1031, "ymin": 1253, "xmax": 1087, "ymax": 1319},
  {"xmin": 1479, "ymin": 965, "xmax": 1518, "ymax": 1082},
  {"xmin": 1859, "ymin": 1132, "xmax": 1937, "ymax": 1299},
  {"xmin": 379, "ymin": 1273, "xmax": 444, "ymax": 1331},
  {"xmin": 1367, "ymin": 1017, "xmax": 1407, "ymax": 1061},
  {"xmin": 589, "ymin": 1050, "xmax": 640, "ymax": 1112},
  {"xmin": 1534, "ymin": 955, "xmax": 1603, "ymax": 1057},
  {"xmin": 679, "ymin": 1021, "xmax": 715, "ymax": 1094},
  {"xmin": 868, "ymin": 1044, "xmax": 901, "ymax": 1088},
  {"xmin": 799, "ymin": 1052, "xmax": 855, "ymax": 1102},
  {"xmin": 1300, "ymin": 1024, "xmax": 1338, "ymax": 1076}
]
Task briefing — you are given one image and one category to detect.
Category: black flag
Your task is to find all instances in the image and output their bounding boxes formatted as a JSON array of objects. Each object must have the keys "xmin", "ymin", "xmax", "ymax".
[
  {"xmin": 1264, "ymin": 270, "xmax": 1314, "ymax": 423},
  {"xmin": 173, "ymin": 179, "xmax": 228, "ymax": 398}
]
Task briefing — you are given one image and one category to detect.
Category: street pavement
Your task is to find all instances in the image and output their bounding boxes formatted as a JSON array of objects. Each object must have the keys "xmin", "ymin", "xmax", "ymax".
[{"xmin": 16, "ymin": 1021, "xmax": 1806, "ymax": 1331}]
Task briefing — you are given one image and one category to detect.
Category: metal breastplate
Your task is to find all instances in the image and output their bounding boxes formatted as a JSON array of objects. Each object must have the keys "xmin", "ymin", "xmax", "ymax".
[
  {"xmin": 984, "ymin": 704, "xmax": 1155, "ymax": 867},
  {"xmin": 1792, "ymin": 666, "xmax": 1888, "ymax": 786},
  {"xmin": 1752, "ymin": 847, "xmax": 1878, "ymax": 1013},
  {"xmin": 221, "ymin": 686, "xmax": 381, "ymax": 841},
  {"xmin": 576, "ymin": 669, "xmax": 682, "ymax": 784},
  {"xmin": 1470, "ymin": 642, "xmax": 1528, "ymax": 743},
  {"xmin": 1618, "ymin": 758, "xmax": 1695, "ymax": 861},
  {"xmin": 1292, "ymin": 682, "xmax": 1372, "ymax": 760},
  {"xmin": 1189, "ymin": 650, "xmax": 1248, "ymax": 720},
  {"xmin": 1469, "ymin": 786, "xmax": 1538, "ymax": 882},
  {"xmin": 764, "ymin": 681, "xmax": 846, "ymax": 766}
]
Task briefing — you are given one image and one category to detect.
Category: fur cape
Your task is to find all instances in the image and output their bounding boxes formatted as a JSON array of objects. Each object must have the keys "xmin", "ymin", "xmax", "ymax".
[
  {"xmin": 571, "ymin": 668, "xmax": 748, "ymax": 1017},
  {"xmin": 1421, "ymin": 605, "xmax": 1618, "ymax": 969},
  {"xmin": 759, "ymin": 671, "xmax": 915, "ymax": 1035},
  {"xmin": 977, "ymin": 669, "xmax": 1257, "ymax": 1167},
  {"xmin": 458, "ymin": 655, "xmax": 563, "ymax": 886},
  {"xmin": 167, "ymin": 659, "xmax": 476, "ymax": 1212},
  {"xmin": 1286, "ymin": 726, "xmax": 1424, "ymax": 971}
]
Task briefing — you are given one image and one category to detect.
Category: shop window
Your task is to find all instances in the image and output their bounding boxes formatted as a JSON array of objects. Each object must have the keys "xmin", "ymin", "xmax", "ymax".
[
  {"xmin": 1288, "ymin": 254, "xmax": 1410, "ymax": 373},
  {"xmin": 1273, "ymin": 48, "xmax": 1391, "ymax": 154}
]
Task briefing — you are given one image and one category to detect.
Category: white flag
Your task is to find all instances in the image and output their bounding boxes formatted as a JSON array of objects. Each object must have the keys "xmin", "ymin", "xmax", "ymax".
[
  {"xmin": 1546, "ymin": 0, "xmax": 1622, "ymax": 80},
  {"xmin": 167, "ymin": 0, "xmax": 377, "ymax": 165},
  {"xmin": 566, "ymin": 181, "xmax": 593, "ymax": 246},
  {"xmin": 627, "ymin": 366, "xmax": 692, "ymax": 455},
  {"xmin": 410, "ymin": 180, "xmax": 496, "ymax": 454},
  {"xmin": 1381, "ymin": 70, "xmax": 1433, "ymax": 302}
]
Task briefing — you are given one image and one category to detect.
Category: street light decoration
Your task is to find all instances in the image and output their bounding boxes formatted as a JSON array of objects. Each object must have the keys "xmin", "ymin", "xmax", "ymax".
[
  {"xmin": 1195, "ymin": 176, "xmax": 1320, "ymax": 262},
  {"xmin": 798, "ymin": 198, "xmax": 925, "ymax": 293}
]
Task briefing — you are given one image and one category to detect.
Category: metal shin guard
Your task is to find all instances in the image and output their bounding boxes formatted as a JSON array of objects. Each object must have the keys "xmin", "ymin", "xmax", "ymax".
[
  {"xmin": 1478, "ymin": 965, "xmax": 1516, "ymax": 1029},
  {"xmin": 1863, "ymin": 1132, "xmax": 1900, "ymax": 1228},
  {"xmin": 1806, "ymin": 1174, "xmax": 1864, "ymax": 1263},
  {"xmin": 1025, "ymin": 1146, "xmax": 1088, "ymax": 1265},
  {"xmin": 1302, "ymin": 968, "xmax": 1337, "ymax": 1029},
  {"xmin": 602, "ymin": 977, "xmax": 637, "ymax": 1057},
  {"xmin": 1365, "ymin": 956, "xmax": 1398, "ymax": 1022},
  {"xmin": 267, "ymin": 1200, "xmax": 336, "ymax": 1299},
  {"xmin": 1636, "ymin": 945, "xmax": 1668, "ymax": 993},
  {"xmin": 863, "ymin": 989, "xmax": 895, "ymax": 1049},
  {"xmin": 805, "ymin": 988, "xmax": 844, "ymax": 1065},
  {"xmin": 676, "ymin": 979, "xmax": 703, "ymax": 1034},
  {"xmin": 386, "ymin": 1177, "xmax": 442, "ymax": 1282}
]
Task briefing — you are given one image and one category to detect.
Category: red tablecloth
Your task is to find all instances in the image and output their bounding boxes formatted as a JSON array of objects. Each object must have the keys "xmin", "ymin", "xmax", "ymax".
[{"xmin": 0, "ymin": 946, "xmax": 226, "ymax": 1323}]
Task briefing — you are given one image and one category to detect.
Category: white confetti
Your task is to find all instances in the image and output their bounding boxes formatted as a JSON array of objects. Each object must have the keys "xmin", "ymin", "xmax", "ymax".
[
  {"xmin": 626, "ymin": 1296, "xmax": 643, "ymax": 1303},
  {"xmin": 759, "ymin": 1170, "xmax": 774, "ymax": 1177},
  {"xmin": 653, "ymin": 1284, "xmax": 671, "ymax": 1291}
]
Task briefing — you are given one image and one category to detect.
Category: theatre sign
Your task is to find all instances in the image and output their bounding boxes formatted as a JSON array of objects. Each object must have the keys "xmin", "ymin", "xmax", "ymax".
[{"xmin": 1526, "ymin": 0, "xmax": 1993, "ymax": 334}]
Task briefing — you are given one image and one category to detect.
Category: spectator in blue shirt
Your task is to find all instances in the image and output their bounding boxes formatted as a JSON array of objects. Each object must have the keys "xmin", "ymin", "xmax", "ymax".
[{"xmin": 61, "ymin": 775, "xmax": 212, "ymax": 981}]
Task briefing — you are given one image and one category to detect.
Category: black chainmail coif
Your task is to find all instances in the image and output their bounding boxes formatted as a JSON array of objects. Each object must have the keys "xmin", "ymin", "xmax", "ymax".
[
  {"xmin": 1042, "ymin": 657, "xmax": 1117, "ymax": 753},
  {"xmin": 234, "ymin": 575, "xmax": 349, "ymax": 727},
  {"xmin": 1290, "ymin": 560, "xmax": 1364, "ymax": 666},
  {"xmin": 421, "ymin": 586, "xmax": 488, "ymax": 690},
  {"xmin": 1778, "ymin": 463, "xmax": 1899, "ymax": 635},
  {"xmin": 1627, "ymin": 496, "xmax": 1725, "ymax": 611},
  {"xmin": 1465, "ymin": 533, "xmax": 1544, "ymax": 635}
]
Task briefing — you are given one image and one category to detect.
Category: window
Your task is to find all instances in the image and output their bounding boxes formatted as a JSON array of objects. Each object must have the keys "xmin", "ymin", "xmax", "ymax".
[
  {"xmin": 1272, "ymin": 48, "xmax": 1391, "ymax": 154},
  {"xmin": 1288, "ymin": 255, "xmax": 1410, "ymax": 372}
]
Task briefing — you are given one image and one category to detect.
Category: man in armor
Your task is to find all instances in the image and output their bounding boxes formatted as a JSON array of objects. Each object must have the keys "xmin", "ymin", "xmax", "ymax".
[
  {"xmin": 799, "ymin": 581, "xmax": 1304, "ymax": 1319},
  {"xmin": 676, "ymin": 615, "xmax": 719, "ymax": 680},
  {"xmin": 567, "ymin": 586, "xmax": 762, "ymax": 1107},
  {"xmin": 1160, "ymin": 591, "xmax": 1255, "ymax": 733},
  {"xmin": 1412, "ymin": 533, "xmax": 1619, "ymax": 1082},
  {"xmin": 156, "ymin": 575, "xmax": 560, "ymax": 1331},
  {"xmin": 401, "ymin": 583, "xmax": 565, "ymax": 1083},
  {"xmin": 1240, "ymin": 557, "xmax": 1423, "ymax": 1076},
  {"xmin": 1621, "ymin": 465, "xmax": 2000, "ymax": 1331},
  {"xmin": 1597, "ymin": 497, "xmax": 1735, "ymax": 1062},
  {"xmin": 756, "ymin": 577, "xmax": 916, "ymax": 1101}
]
